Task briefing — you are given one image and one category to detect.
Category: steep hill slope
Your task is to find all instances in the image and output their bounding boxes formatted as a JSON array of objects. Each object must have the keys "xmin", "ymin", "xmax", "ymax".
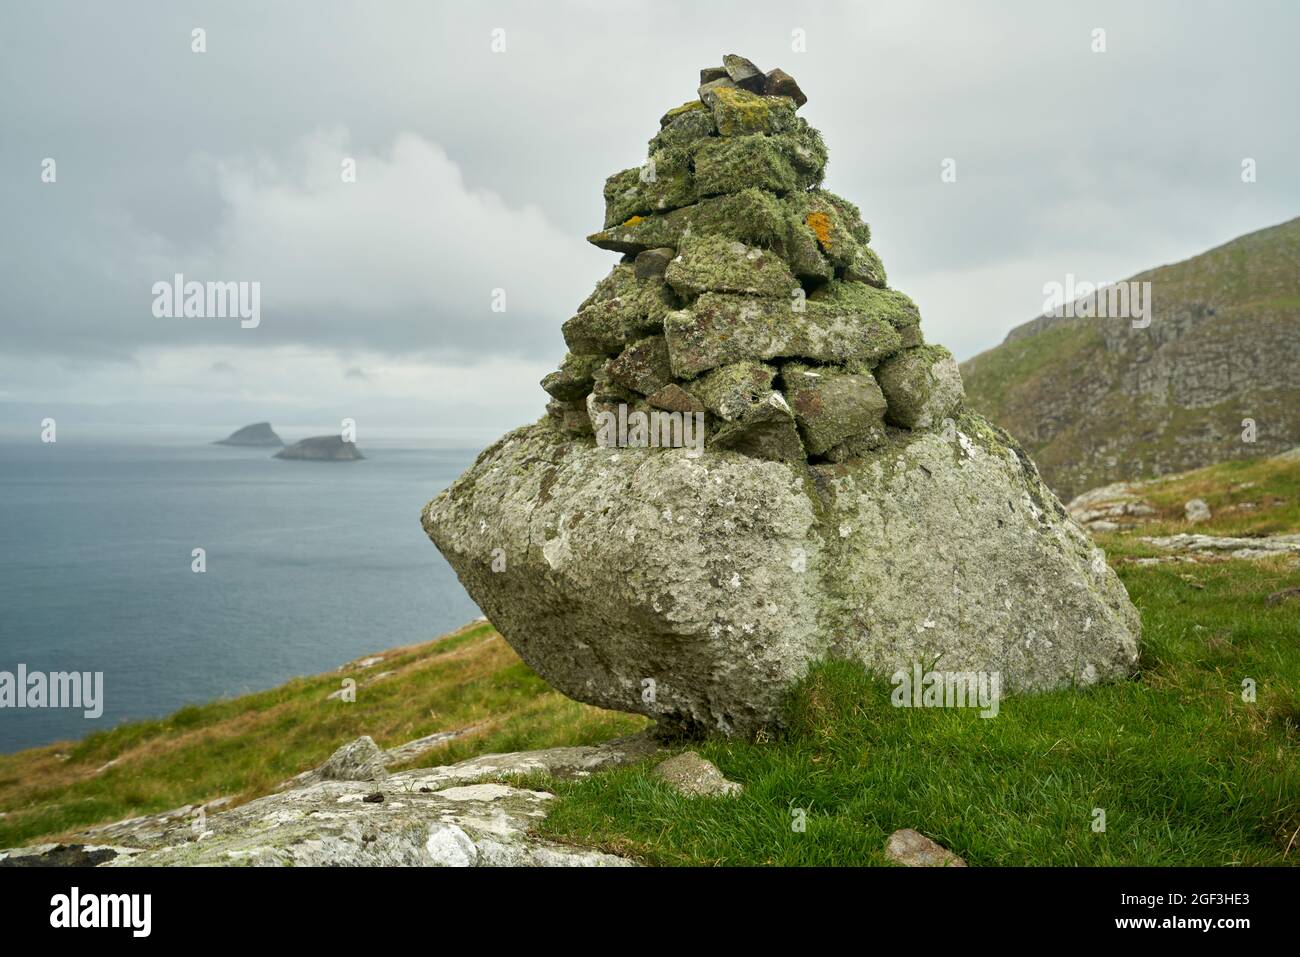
[{"xmin": 961, "ymin": 217, "xmax": 1300, "ymax": 500}]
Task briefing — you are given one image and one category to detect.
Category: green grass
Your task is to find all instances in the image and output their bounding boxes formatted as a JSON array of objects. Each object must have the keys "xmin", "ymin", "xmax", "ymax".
[
  {"xmin": 532, "ymin": 556, "xmax": 1299, "ymax": 865},
  {"xmin": 525, "ymin": 451, "xmax": 1300, "ymax": 865}
]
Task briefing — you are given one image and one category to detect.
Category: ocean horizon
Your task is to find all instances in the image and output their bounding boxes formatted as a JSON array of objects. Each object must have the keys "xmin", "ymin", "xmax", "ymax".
[{"xmin": 0, "ymin": 437, "xmax": 482, "ymax": 753}]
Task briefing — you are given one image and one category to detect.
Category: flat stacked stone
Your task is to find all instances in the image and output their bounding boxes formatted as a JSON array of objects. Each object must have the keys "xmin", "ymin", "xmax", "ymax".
[{"xmin": 541, "ymin": 55, "xmax": 963, "ymax": 463}]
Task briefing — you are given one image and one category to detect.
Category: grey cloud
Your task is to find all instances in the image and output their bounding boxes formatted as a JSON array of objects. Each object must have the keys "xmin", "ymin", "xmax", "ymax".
[{"xmin": 2, "ymin": 0, "xmax": 1297, "ymax": 386}]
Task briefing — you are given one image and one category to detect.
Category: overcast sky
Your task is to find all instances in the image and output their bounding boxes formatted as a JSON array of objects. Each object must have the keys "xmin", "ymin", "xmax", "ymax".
[{"xmin": 2, "ymin": 0, "xmax": 1297, "ymax": 441}]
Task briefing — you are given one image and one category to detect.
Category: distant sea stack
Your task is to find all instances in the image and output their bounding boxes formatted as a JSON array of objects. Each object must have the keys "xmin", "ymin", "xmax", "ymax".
[
  {"xmin": 215, "ymin": 422, "xmax": 284, "ymax": 447},
  {"xmin": 275, "ymin": 436, "xmax": 364, "ymax": 461}
]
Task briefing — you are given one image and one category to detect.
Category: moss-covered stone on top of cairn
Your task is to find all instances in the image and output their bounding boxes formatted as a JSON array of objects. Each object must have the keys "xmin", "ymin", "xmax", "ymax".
[{"xmin": 541, "ymin": 53, "xmax": 965, "ymax": 463}]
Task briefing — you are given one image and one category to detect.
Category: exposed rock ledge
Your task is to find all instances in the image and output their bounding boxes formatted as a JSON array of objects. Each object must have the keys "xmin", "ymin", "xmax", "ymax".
[{"xmin": 0, "ymin": 733, "xmax": 660, "ymax": 867}]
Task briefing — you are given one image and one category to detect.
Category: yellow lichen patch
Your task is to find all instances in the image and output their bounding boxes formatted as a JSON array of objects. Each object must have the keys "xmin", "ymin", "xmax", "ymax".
[
  {"xmin": 806, "ymin": 211, "xmax": 833, "ymax": 250},
  {"xmin": 622, "ymin": 215, "xmax": 645, "ymax": 227},
  {"xmin": 662, "ymin": 100, "xmax": 706, "ymax": 123},
  {"xmin": 711, "ymin": 86, "xmax": 775, "ymax": 135}
]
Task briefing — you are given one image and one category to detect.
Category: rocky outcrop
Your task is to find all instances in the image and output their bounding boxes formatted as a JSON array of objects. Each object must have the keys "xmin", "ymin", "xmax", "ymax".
[
  {"xmin": 422, "ymin": 55, "xmax": 1141, "ymax": 736},
  {"xmin": 214, "ymin": 422, "xmax": 283, "ymax": 447},
  {"xmin": 962, "ymin": 217, "xmax": 1300, "ymax": 500},
  {"xmin": 275, "ymin": 435, "xmax": 364, "ymax": 461},
  {"xmin": 0, "ymin": 733, "xmax": 660, "ymax": 867}
]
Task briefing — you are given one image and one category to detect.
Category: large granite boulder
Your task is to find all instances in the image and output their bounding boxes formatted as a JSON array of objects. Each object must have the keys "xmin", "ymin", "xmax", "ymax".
[
  {"xmin": 422, "ymin": 54, "xmax": 1141, "ymax": 735},
  {"xmin": 423, "ymin": 413, "xmax": 1139, "ymax": 735}
]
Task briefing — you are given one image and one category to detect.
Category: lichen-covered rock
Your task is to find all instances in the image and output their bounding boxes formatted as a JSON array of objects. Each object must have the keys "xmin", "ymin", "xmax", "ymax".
[
  {"xmin": 318, "ymin": 736, "xmax": 388, "ymax": 782},
  {"xmin": 633, "ymin": 246, "xmax": 676, "ymax": 280},
  {"xmin": 542, "ymin": 352, "xmax": 605, "ymax": 401},
  {"xmin": 603, "ymin": 146, "xmax": 697, "ymax": 226},
  {"xmin": 64, "ymin": 736, "xmax": 661, "ymax": 867},
  {"xmin": 664, "ymin": 293, "xmax": 904, "ymax": 378},
  {"xmin": 563, "ymin": 264, "xmax": 678, "ymax": 355},
  {"xmin": 689, "ymin": 361, "xmax": 778, "ymax": 421},
  {"xmin": 664, "ymin": 235, "xmax": 798, "ymax": 299},
  {"xmin": 876, "ymin": 345, "xmax": 965, "ymax": 429},
  {"xmin": 784, "ymin": 364, "xmax": 888, "ymax": 456},
  {"xmin": 821, "ymin": 426, "xmax": 889, "ymax": 461},
  {"xmin": 706, "ymin": 86, "xmax": 798, "ymax": 137},
  {"xmin": 697, "ymin": 75, "xmax": 737, "ymax": 102},
  {"xmin": 693, "ymin": 130, "xmax": 824, "ymax": 197},
  {"xmin": 709, "ymin": 390, "xmax": 806, "ymax": 463},
  {"xmin": 651, "ymin": 102, "xmax": 715, "ymax": 151},
  {"xmin": 422, "ymin": 413, "xmax": 1141, "ymax": 734},
  {"xmin": 546, "ymin": 397, "xmax": 593, "ymax": 435},
  {"xmin": 810, "ymin": 280, "xmax": 922, "ymax": 347},
  {"xmin": 646, "ymin": 382, "xmax": 705, "ymax": 414},
  {"xmin": 789, "ymin": 190, "xmax": 879, "ymax": 278},
  {"xmin": 588, "ymin": 188, "xmax": 788, "ymax": 255},
  {"xmin": 653, "ymin": 751, "xmax": 743, "ymax": 797},
  {"xmin": 607, "ymin": 335, "xmax": 673, "ymax": 396}
]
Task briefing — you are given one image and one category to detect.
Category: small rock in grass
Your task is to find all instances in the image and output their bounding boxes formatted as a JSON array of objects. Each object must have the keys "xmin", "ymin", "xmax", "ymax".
[
  {"xmin": 884, "ymin": 828, "xmax": 966, "ymax": 867},
  {"xmin": 1266, "ymin": 586, "xmax": 1300, "ymax": 605},
  {"xmin": 1184, "ymin": 499, "xmax": 1211, "ymax": 523},
  {"xmin": 653, "ymin": 751, "xmax": 743, "ymax": 798}
]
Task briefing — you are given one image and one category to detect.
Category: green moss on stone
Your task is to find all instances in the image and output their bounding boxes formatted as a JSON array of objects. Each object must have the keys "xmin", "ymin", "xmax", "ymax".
[
  {"xmin": 665, "ymin": 293, "xmax": 904, "ymax": 377},
  {"xmin": 606, "ymin": 335, "xmax": 674, "ymax": 396},
  {"xmin": 664, "ymin": 234, "xmax": 798, "ymax": 299},
  {"xmin": 564, "ymin": 264, "xmax": 679, "ymax": 355},
  {"xmin": 588, "ymin": 188, "xmax": 789, "ymax": 255},
  {"xmin": 690, "ymin": 361, "xmax": 779, "ymax": 420},
  {"xmin": 541, "ymin": 352, "xmax": 605, "ymax": 401},
  {"xmin": 810, "ymin": 281, "xmax": 920, "ymax": 338},
  {"xmin": 707, "ymin": 86, "xmax": 798, "ymax": 137}
]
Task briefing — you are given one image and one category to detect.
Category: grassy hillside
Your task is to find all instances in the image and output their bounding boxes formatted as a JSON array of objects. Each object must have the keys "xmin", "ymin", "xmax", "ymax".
[
  {"xmin": 961, "ymin": 217, "xmax": 1300, "ymax": 500},
  {"xmin": 2, "ymin": 456, "xmax": 1297, "ymax": 864},
  {"xmin": 0, "ymin": 622, "xmax": 646, "ymax": 849}
]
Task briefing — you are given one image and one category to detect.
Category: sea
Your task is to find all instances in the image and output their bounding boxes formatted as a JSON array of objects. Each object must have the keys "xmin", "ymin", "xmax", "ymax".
[{"xmin": 0, "ymin": 438, "xmax": 482, "ymax": 753}]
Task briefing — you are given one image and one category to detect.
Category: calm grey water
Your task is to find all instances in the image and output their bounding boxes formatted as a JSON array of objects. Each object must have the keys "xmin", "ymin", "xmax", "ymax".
[{"xmin": 0, "ymin": 441, "xmax": 481, "ymax": 753}]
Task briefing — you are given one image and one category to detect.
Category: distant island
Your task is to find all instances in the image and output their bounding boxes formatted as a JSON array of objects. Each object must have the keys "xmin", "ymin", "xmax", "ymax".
[
  {"xmin": 215, "ymin": 422, "xmax": 284, "ymax": 447},
  {"xmin": 275, "ymin": 435, "xmax": 365, "ymax": 461}
]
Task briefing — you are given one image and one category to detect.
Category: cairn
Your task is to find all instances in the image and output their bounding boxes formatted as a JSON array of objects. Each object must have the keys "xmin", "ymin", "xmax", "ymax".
[
  {"xmin": 541, "ymin": 54, "xmax": 963, "ymax": 462},
  {"xmin": 424, "ymin": 56, "xmax": 1140, "ymax": 736}
]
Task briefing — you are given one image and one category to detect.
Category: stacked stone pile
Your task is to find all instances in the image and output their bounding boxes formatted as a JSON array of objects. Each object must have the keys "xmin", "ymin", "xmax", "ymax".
[
  {"xmin": 541, "ymin": 54, "xmax": 963, "ymax": 462},
  {"xmin": 424, "ymin": 56, "xmax": 1140, "ymax": 736}
]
